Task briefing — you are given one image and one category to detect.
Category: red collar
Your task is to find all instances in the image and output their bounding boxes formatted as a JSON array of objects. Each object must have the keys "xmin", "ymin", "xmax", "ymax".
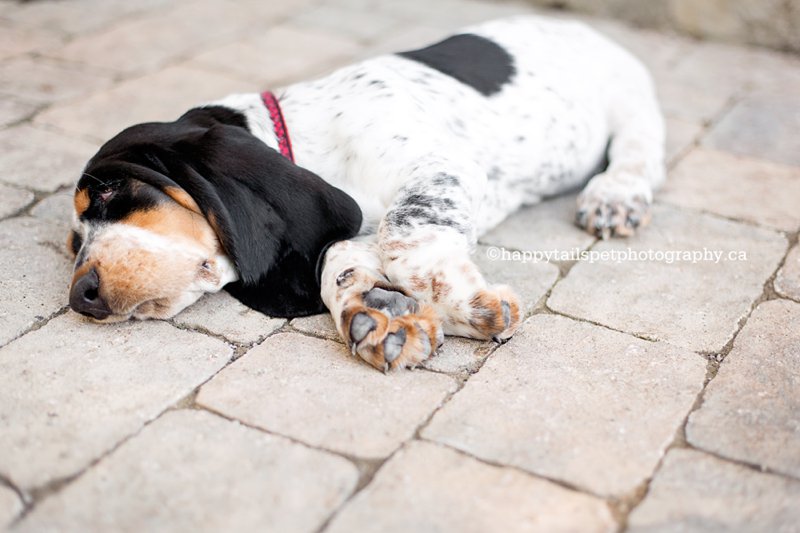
[{"xmin": 261, "ymin": 91, "xmax": 294, "ymax": 163}]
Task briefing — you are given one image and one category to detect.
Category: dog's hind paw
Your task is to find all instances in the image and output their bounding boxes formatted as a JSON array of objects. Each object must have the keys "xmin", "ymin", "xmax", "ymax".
[
  {"xmin": 576, "ymin": 171, "xmax": 653, "ymax": 239},
  {"xmin": 341, "ymin": 286, "xmax": 443, "ymax": 371}
]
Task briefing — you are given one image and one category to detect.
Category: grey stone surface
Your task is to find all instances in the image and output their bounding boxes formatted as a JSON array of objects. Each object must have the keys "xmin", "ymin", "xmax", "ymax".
[
  {"xmin": 289, "ymin": 313, "xmax": 340, "ymax": 342},
  {"xmin": 35, "ymin": 65, "xmax": 255, "ymax": 141},
  {"xmin": 0, "ymin": 315, "xmax": 231, "ymax": 489},
  {"xmin": 189, "ymin": 25, "xmax": 360, "ymax": 87},
  {"xmin": 628, "ymin": 448, "xmax": 800, "ymax": 532},
  {"xmin": 0, "ymin": 217, "xmax": 72, "ymax": 346},
  {"xmin": 16, "ymin": 410, "xmax": 358, "ymax": 533},
  {"xmin": 0, "ymin": 25, "xmax": 60, "ymax": 60},
  {"xmin": 0, "ymin": 485, "xmax": 22, "ymax": 529},
  {"xmin": 30, "ymin": 191, "xmax": 74, "ymax": 223},
  {"xmin": 687, "ymin": 300, "xmax": 800, "ymax": 478},
  {"xmin": 327, "ymin": 441, "xmax": 617, "ymax": 533},
  {"xmin": 1, "ymin": 0, "xmax": 173, "ymax": 35},
  {"xmin": 548, "ymin": 205, "xmax": 787, "ymax": 353},
  {"xmin": 704, "ymin": 92, "xmax": 800, "ymax": 167},
  {"xmin": 661, "ymin": 148, "xmax": 800, "ymax": 231},
  {"xmin": 423, "ymin": 314, "xmax": 706, "ymax": 496},
  {"xmin": 0, "ymin": 184, "xmax": 33, "ymax": 219},
  {"xmin": 45, "ymin": 0, "xmax": 268, "ymax": 76},
  {"xmin": 0, "ymin": 97, "xmax": 39, "ymax": 128},
  {"xmin": 775, "ymin": 245, "xmax": 800, "ymax": 301},
  {"xmin": 0, "ymin": 125, "xmax": 99, "ymax": 192},
  {"xmin": 197, "ymin": 332, "xmax": 456, "ymax": 458},
  {"xmin": 0, "ymin": 57, "xmax": 110, "ymax": 104},
  {"xmin": 173, "ymin": 291, "xmax": 285, "ymax": 345},
  {"xmin": 479, "ymin": 194, "xmax": 596, "ymax": 255},
  {"xmin": 422, "ymin": 336, "xmax": 495, "ymax": 375},
  {"xmin": 664, "ymin": 117, "xmax": 702, "ymax": 165},
  {"xmin": 291, "ymin": 4, "xmax": 403, "ymax": 41}
]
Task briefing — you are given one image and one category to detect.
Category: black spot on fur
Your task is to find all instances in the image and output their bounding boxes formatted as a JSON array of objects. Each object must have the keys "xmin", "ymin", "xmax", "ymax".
[{"xmin": 398, "ymin": 34, "xmax": 515, "ymax": 96}]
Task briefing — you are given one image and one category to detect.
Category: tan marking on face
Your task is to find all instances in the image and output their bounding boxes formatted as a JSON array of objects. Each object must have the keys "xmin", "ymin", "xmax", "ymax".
[
  {"xmin": 95, "ymin": 245, "xmax": 193, "ymax": 313},
  {"xmin": 164, "ymin": 186, "xmax": 203, "ymax": 215},
  {"xmin": 123, "ymin": 203, "xmax": 217, "ymax": 250},
  {"xmin": 74, "ymin": 189, "xmax": 90, "ymax": 216},
  {"xmin": 71, "ymin": 261, "xmax": 92, "ymax": 286}
]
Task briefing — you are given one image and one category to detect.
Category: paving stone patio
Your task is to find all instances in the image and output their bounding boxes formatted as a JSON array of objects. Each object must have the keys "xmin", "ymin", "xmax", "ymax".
[{"xmin": 1, "ymin": 0, "xmax": 799, "ymax": 531}]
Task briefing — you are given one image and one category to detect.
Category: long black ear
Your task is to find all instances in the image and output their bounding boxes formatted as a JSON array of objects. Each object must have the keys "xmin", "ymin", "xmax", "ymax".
[{"xmin": 137, "ymin": 107, "xmax": 362, "ymax": 317}]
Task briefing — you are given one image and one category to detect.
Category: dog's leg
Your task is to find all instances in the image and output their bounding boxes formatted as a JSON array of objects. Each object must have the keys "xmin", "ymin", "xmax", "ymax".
[
  {"xmin": 378, "ymin": 164, "xmax": 522, "ymax": 342},
  {"xmin": 576, "ymin": 64, "xmax": 666, "ymax": 239},
  {"xmin": 320, "ymin": 236, "xmax": 443, "ymax": 371}
]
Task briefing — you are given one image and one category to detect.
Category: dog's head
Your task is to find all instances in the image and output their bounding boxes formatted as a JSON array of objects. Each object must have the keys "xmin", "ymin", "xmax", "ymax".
[{"xmin": 68, "ymin": 106, "xmax": 362, "ymax": 321}]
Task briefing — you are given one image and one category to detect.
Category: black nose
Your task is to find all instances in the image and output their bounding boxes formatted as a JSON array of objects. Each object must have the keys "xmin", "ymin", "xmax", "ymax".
[{"xmin": 69, "ymin": 268, "xmax": 111, "ymax": 320}]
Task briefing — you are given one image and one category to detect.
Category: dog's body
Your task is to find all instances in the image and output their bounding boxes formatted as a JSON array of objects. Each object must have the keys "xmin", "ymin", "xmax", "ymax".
[{"xmin": 68, "ymin": 16, "xmax": 664, "ymax": 371}]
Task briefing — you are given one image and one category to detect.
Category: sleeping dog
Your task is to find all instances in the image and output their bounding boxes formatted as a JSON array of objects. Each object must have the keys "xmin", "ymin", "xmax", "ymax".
[{"xmin": 68, "ymin": 16, "xmax": 664, "ymax": 371}]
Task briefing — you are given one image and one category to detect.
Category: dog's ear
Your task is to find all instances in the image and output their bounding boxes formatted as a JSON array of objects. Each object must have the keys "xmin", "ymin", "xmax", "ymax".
[{"xmin": 98, "ymin": 107, "xmax": 363, "ymax": 317}]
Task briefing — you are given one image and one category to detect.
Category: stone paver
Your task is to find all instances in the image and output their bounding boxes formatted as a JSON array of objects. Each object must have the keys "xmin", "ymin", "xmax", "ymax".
[
  {"xmin": 653, "ymin": 69, "xmax": 736, "ymax": 124},
  {"xmin": 0, "ymin": 57, "xmax": 111, "ymax": 104},
  {"xmin": 290, "ymin": 4, "xmax": 403, "ymax": 42},
  {"xmin": 0, "ymin": 97, "xmax": 39, "ymax": 128},
  {"xmin": 703, "ymin": 92, "xmax": 800, "ymax": 167},
  {"xmin": 326, "ymin": 441, "xmax": 616, "ymax": 533},
  {"xmin": 664, "ymin": 117, "xmax": 702, "ymax": 165},
  {"xmin": 29, "ymin": 191, "xmax": 74, "ymax": 224},
  {"xmin": 0, "ymin": 217, "xmax": 72, "ymax": 346},
  {"xmin": 0, "ymin": 25, "xmax": 60, "ymax": 60},
  {"xmin": 173, "ymin": 291, "xmax": 285, "ymax": 345},
  {"xmin": 0, "ymin": 0, "xmax": 173, "ymax": 35},
  {"xmin": 775, "ymin": 245, "xmax": 800, "ymax": 301},
  {"xmin": 16, "ymin": 410, "xmax": 358, "ymax": 533},
  {"xmin": 423, "ymin": 314, "xmax": 706, "ymax": 497},
  {"xmin": 289, "ymin": 313, "xmax": 340, "ymax": 342},
  {"xmin": 197, "ymin": 332, "xmax": 456, "ymax": 458},
  {"xmin": 0, "ymin": 125, "xmax": 99, "ymax": 192},
  {"xmin": 45, "ymin": 0, "xmax": 267, "ymax": 76},
  {"xmin": 0, "ymin": 315, "xmax": 231, "ymax": 489},
  {"xmin": 686, "ymin": 300, "xmax": 800, "ymax": 478},
  {"xmin": 661, "ymin": 148, "xmax": 800, "ymax": 232},
  {"xmin": 422, "ymin": 336, "xmax": 495, "ymax": 375},
  {"xmin": 35, "ymin": 65, "xmax": 256, "ymax": 141},
  {"xmin": 628, "ymin": 448, "xmax": 800, "ymax": 532},
  {"xmin": 189, "ymin": 25, "xmax": 360, "ymax": 87},
  {"xmin": 548, "ymin": 205, "xmax": 787, "ymax": 353},
  {"xmin": 0, "ymin": 184, "xmax": 33, "ymax": 220},
  {"xmin": 0, "ymin": 485, "xmax": 22, "ymax": 529},
  {"xmin": 479, "ymin": 194, "xmax": 596, "ymax": 255}
]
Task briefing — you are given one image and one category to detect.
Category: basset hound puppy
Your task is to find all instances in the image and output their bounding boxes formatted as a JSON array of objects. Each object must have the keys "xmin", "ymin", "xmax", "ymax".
[{"xmin": 68, "ymin": 16, "xmax": 665, "ymax": 371}]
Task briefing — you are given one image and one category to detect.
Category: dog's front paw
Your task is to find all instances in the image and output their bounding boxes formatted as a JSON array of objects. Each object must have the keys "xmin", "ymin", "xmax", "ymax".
[
  {"xmin": 342, "ymin": 286, "xmax": 443, "ymax": 372},
  {"xmin": 467, "ymin": 285, "xmax": 521, "ymax": 342},
  {"xmin": 576, "ymin": 172, "xmax": 652, "ymax": 239}
]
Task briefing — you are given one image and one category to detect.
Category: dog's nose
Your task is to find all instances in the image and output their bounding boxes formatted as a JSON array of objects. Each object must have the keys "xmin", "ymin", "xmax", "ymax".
[{"xmin": 69, "ymin": 268, "xmax": 111, "ymax": 320}]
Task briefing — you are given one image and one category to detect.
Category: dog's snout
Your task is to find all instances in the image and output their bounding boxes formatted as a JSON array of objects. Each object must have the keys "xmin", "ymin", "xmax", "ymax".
[{"xmin": 69, "ymin": 268, "xmax": 111, "ymax": 320}]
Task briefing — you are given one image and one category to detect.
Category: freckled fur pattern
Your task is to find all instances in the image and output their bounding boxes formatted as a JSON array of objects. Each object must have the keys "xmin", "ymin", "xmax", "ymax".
[{"xmin": 69, "ymin": 16, "xmax": 664, "ymax": 371}]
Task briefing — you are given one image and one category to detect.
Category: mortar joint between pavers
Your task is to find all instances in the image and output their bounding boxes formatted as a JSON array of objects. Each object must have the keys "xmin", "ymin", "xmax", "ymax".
[
  {"xmin": 13, "ymin": 403, "xmax": 173, "ymax": 525},
  {"xmin": 0, "ymin": 306, "xmax": 68, "ymax": 350},
  {"xmin": 423, "ymin": 438, "xmax": 614, "ymax": 504},
  {"xmin": 683, "ymin": 445, "xmax": 800, "ymax": 484}
]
